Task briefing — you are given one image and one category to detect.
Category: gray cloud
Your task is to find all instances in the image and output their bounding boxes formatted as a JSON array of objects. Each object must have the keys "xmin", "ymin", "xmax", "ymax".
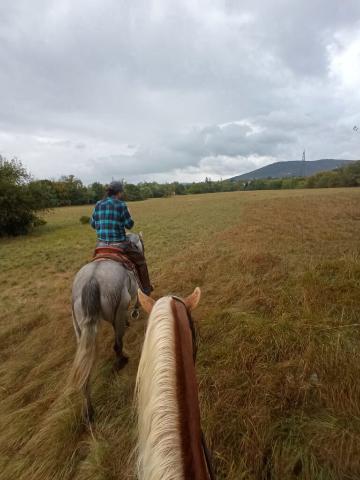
[{"xmin": 0, "ymin": 0, "xmax": 359, "ymax": 183}]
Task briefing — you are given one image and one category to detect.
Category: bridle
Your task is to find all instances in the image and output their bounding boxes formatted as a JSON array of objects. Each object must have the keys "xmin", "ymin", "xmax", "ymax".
[{"xmin": 171, "ymin": 296, "xmax": 216, "ymax": 480}]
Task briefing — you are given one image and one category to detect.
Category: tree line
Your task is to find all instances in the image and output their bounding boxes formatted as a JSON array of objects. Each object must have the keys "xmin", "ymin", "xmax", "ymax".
[{"xmin": 1, "ymin": 155, "xmax": 359, "ymax": 236}]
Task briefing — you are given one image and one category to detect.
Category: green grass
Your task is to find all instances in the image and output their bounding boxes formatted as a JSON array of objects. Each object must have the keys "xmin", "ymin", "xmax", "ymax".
[{"xmin": 0, "ymin": 188, "xmax": 360, "ymax": 479}]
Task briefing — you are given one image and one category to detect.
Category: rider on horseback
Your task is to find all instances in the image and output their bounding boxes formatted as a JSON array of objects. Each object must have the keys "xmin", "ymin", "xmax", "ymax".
[{"xmin": 90, "ymin": 180, "xmax": 153, "ymax": 295}]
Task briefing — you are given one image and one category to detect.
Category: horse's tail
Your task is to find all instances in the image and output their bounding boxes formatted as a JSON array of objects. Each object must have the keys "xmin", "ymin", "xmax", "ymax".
[{"xmin": 69, "ymin": 277, "xmax": 101, "ymax": 390}]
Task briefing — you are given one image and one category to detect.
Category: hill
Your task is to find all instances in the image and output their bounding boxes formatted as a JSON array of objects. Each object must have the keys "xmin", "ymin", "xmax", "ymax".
[
  {"xmin": 230, "ymin": 159, "xmax": 355, "ymax": 180},
  {"xmin": 0, "ymin": 189, "xmax": 360, "ymax": 479}
]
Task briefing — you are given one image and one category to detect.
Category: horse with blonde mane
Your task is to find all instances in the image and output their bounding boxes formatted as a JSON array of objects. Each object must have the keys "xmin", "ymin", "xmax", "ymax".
[{"xmin": 136, "ymin": 288, "xmax": 214, "ymax": 480}]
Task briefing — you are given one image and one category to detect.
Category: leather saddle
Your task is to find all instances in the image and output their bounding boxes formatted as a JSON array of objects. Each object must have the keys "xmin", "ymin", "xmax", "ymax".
[{"xmin": 92, "ymin": 246, "xmax": 135, "ymax": 272}]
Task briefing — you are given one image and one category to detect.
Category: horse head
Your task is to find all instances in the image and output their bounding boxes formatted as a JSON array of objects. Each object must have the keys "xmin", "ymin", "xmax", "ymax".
[{"xmin": 126, "ymin": 231, "xmax": 144, "ymax": 254}]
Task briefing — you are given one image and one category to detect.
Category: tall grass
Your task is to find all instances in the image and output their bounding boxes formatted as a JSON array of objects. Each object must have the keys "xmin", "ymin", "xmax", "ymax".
[{"xmin": 0, "ymin": 188, "xmax": 359, "ymax": 479}]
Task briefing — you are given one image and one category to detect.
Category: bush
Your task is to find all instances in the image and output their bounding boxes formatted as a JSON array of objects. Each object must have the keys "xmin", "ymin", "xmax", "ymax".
[
  {"xmin": 79, "ymin": 216, "xmax": 90, "ymax": 225},
  {"xmin": 0, "ymin": 156, "xmax": 50, "ymax": 236},
  {"xmin": 33, "ymin": 218, "xmax": 47, "ymax": 227}
]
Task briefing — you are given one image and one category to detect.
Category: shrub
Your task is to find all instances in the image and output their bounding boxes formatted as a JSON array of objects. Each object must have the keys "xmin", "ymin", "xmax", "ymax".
[
  {"xmin": 0, "ymin": 156, "xmax": 50, "ymax": 236},
  {"xmin": 33, "ymin": 218, "xmax": 47, "ymax": 227},
  {"xmin": 79, "ymin": 216, "xmax": 91, "ymax": 225}
]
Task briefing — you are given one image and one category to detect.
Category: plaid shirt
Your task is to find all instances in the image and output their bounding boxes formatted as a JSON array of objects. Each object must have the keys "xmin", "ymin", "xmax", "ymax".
[{"xmin": 90, "ymin": 197, "xmax": 134, "ymax": 242}]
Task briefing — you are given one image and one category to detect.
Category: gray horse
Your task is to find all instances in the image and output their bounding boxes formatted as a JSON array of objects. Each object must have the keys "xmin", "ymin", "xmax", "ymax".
[{"xmin": 69, "ymin": 232, "xmax": 142, "ymax": 421}]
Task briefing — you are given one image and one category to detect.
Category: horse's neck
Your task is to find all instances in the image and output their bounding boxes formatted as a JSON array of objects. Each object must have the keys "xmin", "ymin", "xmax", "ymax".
[{"xmin": 136, "ymin": 298, "xmax": 209, "ymax": 480}]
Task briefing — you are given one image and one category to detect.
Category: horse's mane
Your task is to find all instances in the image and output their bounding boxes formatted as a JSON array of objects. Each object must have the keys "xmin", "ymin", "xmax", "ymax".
[{"xmin": 135, "ymin": 296, "xmax": 183, "ymax": 479}]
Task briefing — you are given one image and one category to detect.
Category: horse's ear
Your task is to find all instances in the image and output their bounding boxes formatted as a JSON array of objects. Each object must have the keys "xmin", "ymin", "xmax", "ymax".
[
  {"xmin": 138, "ymin": 289, "xmax": 155, "ymax": 314},
  {"xmin": 184, "ymin": 287, "xmax": 201, "ymax": 311}
]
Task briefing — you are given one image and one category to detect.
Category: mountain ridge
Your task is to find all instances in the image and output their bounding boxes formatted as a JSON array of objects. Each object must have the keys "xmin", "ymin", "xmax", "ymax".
[{"xmin": 229, "ymin": 159, "xmax": 355, "ymax": 181}]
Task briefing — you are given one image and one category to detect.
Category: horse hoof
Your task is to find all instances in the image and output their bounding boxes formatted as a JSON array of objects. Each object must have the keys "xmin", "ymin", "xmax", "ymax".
[
  {"xmin": 131, "ymin": 309, "xmax": 140, "ymax": 320},
  {"xmin": 113, "ymin": 356, "xmax": 129, "ymax": 371}
]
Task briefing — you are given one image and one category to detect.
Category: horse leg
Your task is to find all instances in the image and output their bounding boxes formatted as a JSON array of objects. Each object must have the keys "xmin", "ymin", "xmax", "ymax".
[
  {"xmin": 113, "ymin": 306, "xmax": 129, "ymax": 371},
  {"xmin": 130, "ymin": 294, "xmax": 140, "ymax": 320}
]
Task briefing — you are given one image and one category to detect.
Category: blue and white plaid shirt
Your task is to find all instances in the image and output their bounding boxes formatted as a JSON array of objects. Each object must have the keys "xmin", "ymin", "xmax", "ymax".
[{"xmin": 90, "ymin": 196, "xmax": 134, "ymax": 242}]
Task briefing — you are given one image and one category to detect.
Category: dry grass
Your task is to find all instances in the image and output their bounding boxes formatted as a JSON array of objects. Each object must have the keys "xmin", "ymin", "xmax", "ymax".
[{"xmin": 0, "ymin": 188, "xmax": 360, "ymax": 479}]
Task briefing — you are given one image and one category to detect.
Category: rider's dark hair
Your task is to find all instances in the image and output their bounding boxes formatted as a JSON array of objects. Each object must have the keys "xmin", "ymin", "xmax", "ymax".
[{"xmin": 106, "ymin": 188, "xmax": 117, "ymax": 197}]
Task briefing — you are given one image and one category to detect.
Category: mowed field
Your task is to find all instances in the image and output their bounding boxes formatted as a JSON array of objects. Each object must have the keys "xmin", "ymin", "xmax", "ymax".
[{"xmin": 0, "ymin": 188, "xmax": 360, "ymax": 480}]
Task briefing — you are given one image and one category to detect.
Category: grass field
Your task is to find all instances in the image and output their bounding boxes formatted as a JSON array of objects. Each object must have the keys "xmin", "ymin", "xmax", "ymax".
[{"xmin": 0, "ymin": 188, "xmax": 360, "ymax": 480}]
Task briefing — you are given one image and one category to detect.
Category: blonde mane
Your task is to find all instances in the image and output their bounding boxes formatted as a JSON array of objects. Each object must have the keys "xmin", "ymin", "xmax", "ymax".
[{"xmin": 135, "ymin": 296, "xmax": 183, "ymax": 480}]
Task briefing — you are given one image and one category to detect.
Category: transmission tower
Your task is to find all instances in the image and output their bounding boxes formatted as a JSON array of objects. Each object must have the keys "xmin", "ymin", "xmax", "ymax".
[{"xmin": 302, "ymin": 150, "xmax": 306, "ymax": 177}]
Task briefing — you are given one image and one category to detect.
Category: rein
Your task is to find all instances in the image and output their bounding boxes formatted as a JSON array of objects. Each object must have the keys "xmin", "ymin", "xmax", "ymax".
[{"xmin": 171, "ymin": 296, "xmax": 216, "ymax": 480}]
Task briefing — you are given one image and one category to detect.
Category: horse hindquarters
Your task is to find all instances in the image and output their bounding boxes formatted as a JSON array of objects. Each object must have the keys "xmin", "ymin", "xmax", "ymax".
[{"xmin": 70, "ymin": 277, "xmax": 101, "ymax": 395}]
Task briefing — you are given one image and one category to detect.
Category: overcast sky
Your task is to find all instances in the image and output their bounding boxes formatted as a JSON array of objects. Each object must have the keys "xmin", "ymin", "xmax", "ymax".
[{"xmin": 0, "ymin": 0, "xmax": 359, "ymax": 184}]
